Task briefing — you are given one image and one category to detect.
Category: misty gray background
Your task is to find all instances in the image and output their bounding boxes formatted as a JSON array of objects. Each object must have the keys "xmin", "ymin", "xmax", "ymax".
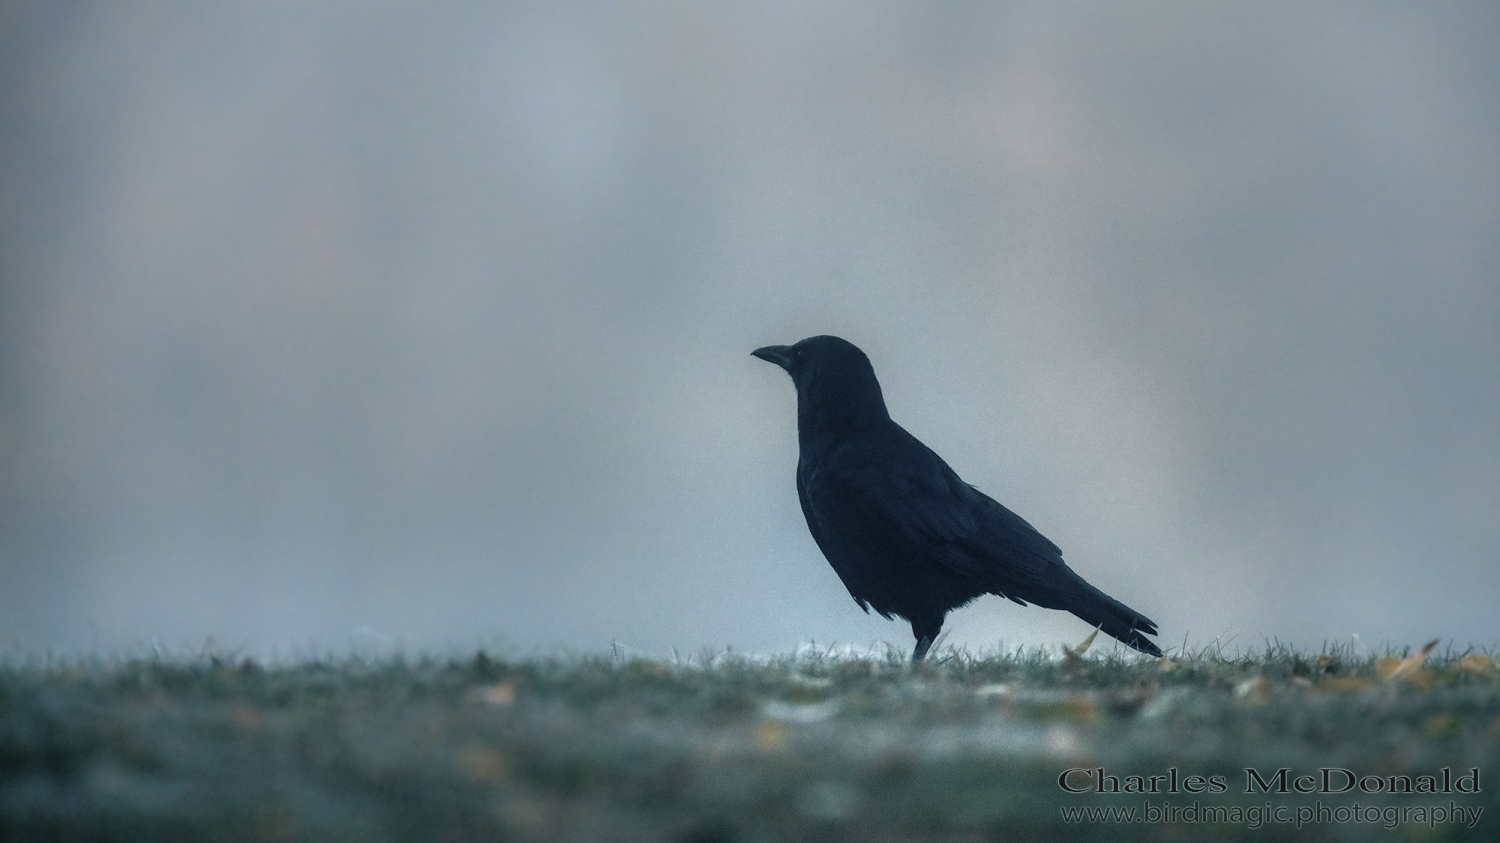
[{"xmin": 2, "ymin": 3, "xmax": 1496, "ymax": 659}]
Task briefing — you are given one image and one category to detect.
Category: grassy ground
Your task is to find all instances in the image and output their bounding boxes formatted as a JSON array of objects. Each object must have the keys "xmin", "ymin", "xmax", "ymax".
[{"xmin": 2, "ymin": 640, "xmax": 1497, "ymax": 842}]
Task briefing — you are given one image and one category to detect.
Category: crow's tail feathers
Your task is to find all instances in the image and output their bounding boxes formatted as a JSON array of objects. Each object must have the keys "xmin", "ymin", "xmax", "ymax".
[{"xmin": 1060, "ymin": 577, "xmax": 1162, "ymax": 657}]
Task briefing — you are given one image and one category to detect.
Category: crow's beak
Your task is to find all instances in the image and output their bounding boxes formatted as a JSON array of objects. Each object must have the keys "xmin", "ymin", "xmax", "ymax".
[{"xmin": 751, "ymin": 344, "xmax": 795, "ymax": 371}]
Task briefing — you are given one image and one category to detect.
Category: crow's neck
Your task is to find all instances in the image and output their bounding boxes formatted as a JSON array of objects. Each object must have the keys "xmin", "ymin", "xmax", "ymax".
[{"xmin": 795, "ymin": 377, "xmax": 891, "ymax": 448}]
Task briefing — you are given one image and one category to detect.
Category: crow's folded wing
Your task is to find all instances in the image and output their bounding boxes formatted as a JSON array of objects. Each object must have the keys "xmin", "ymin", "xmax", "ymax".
[{"xmin": 861, "ymin": 435, "xmax": 1065, "ymax": 591}]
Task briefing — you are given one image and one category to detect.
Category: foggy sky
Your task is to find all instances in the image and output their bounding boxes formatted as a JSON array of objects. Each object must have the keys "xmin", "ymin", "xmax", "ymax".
[{"xmin": 2, "ymin": 2, "xmax": 1497, "ymax": 659}]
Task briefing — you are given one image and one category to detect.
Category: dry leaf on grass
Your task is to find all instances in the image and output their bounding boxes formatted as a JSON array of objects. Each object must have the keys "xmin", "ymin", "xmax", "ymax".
[
  {"xmin": 1063, "ymin": 626, "xmax": 1100, "ymax": 672},
  {"xmin": 1377, "ymin": 638, "xmax": 1440, "ymax": 686},
  {"xmin": 1456, "ymin": 653, "xmax": 1496, "ymax": 674},
  {"xmin": 1235, "ymin": 676, "xmax": 1273, "ymax": 704}
]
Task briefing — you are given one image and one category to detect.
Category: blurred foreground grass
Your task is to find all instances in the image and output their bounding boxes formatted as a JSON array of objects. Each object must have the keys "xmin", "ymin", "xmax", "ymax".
[{"xmin": 3, "ymin": 641, "xmax": 1498, "ymax": 842}]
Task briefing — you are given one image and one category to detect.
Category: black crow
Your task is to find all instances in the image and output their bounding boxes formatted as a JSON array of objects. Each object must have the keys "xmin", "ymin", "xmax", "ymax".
[{"xmin": 753, "ymin": 335, "xmax": 1162, "ymax": 662}]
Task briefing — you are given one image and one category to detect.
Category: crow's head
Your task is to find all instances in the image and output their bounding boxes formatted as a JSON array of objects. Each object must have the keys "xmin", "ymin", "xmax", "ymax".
[
  {"xmin": 752, "ymin": 334, "xmax": 866, "ymax": 379},
  {"xmin": 753, "ymin": 335, "xmax": 889, "ymax": 434}
]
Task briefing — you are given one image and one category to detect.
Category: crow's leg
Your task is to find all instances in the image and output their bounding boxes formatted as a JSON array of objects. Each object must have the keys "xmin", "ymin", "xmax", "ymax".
[
  {"xmin": 912, "ymin": 636, "xmax": 933, "ymax": 663},
  {"xmin": 910, "ymin": 615, "xmax": 944, "ymax": 664}
]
